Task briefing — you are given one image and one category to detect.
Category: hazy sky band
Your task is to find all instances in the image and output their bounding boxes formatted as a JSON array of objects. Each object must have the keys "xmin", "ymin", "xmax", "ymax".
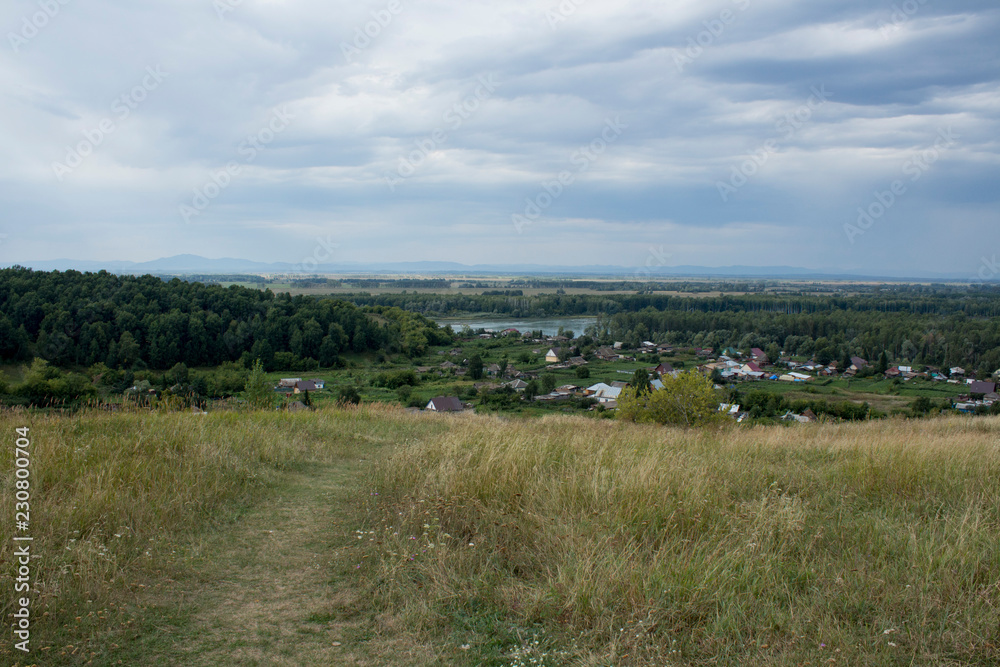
[{"xmin": 1, "ymin": 0, "xmax": 998, "ymax": 275}]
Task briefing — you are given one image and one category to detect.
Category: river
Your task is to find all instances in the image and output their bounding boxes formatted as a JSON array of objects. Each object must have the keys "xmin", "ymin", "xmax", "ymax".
[{"xmin": 439, "ymin": 316, "xmax": 598, "ymax": 337}]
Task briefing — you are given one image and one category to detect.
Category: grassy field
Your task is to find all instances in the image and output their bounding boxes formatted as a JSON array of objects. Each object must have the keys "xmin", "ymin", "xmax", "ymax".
[{"xmin": 2, "ymin": 408, "xmax": 998, "ymax": 665}]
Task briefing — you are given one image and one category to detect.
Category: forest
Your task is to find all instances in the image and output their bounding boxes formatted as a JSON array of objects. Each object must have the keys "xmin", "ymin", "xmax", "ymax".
[
  {"xmin": 343, "ymin": 287, "xmax": 1000, "ymax": 375},
  {"xmin": 0, "ymin": 267, "xmax": 452, "ymax": 371}
]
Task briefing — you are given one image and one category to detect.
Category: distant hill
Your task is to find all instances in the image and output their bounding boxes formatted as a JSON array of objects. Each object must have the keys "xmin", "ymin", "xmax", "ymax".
[{"xmin": 3, "ymin": 254, "xmax": 984, "ymax": 281}]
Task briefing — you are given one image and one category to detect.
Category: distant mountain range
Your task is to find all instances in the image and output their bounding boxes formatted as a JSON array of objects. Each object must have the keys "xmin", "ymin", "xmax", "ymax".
[{"xmin": 1, "ymin": 254, "xmax": 984, "ymax": 281}]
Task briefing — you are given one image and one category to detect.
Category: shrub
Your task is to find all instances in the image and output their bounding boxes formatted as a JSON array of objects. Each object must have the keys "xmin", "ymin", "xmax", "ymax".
[
  {"xmin": 337, "ymin": 385, "xmax": 361, "ymax": 405},
  {"xmin": 618, "ymin": 370, "xmax": 719, "ymax": 426}
]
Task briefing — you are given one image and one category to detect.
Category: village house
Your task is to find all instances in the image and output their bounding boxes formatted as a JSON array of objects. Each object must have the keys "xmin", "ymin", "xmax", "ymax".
[
  {"xmin": 970, "ymin": 381, "xmax": 997, "ymax": 395},
  {"xmin": 653, "ymin": 362, "xmax": 675, "ymax": 376},
  {"xmin": 292, "ymin": 380, "xmax": 317, "ymax": 394},
  {"xmin": 591, "ymin": 385, "xmax": 622, "ymax": 403},
  {"xmin": 425, "ymin": 396, "xmax": 464, "ymax": 412},
  {"xmin": 545, "ymin": 347, "xmax": 567, "ymax": 363},
  {"xmin": 594, "ymin": 347, "xmax": 618, "ymax": 361}
]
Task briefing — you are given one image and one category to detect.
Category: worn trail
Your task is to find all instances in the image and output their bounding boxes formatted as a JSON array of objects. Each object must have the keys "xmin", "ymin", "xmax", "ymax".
[{"xmin": 143, "ymin": 461, "xmax": 439, "ymax": 666}]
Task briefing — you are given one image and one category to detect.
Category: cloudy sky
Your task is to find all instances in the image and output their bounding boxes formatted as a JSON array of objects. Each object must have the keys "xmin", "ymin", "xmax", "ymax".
[{"xmin": 1, "ymin": 0, "xmax": 998, "ymax": 275}]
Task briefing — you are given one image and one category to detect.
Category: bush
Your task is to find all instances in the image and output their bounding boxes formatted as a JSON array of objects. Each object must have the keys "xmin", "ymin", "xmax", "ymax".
[
  {"xmin": 617, "ymin": 370, "xmax": 719, "ymax": 426},
  {"xmin": 337, "ymin": 385, "xmax": 361, "ymax": 405},
  {"xmin": 477, "ymin": 387, "xmax": 521, "ymax": 412},
  {"xmin": 373, "ymin": 369, "xmax": 418, "ymax": 389},
  {"xmin": 242, "ymin": 359, "xmax": 275, "ymax": 410}
]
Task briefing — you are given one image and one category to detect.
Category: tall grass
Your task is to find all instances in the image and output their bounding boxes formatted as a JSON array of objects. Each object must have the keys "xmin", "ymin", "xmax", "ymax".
[
  {"xmin": 364, "ymin": 416, "xmax": 1000, "ymax": 665},
  {"xmin": 0, "ymin": 404, "xmax": 430, "ymax": 664}
]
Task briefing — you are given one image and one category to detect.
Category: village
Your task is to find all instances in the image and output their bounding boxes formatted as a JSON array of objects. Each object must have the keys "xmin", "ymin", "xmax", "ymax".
[{"xmin": 262, "ymin": 327, "xmax": 997, "ymax": 421}]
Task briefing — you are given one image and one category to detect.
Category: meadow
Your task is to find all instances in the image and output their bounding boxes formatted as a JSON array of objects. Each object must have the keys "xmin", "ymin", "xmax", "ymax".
[{"xmin": 2, "ymin": 407, "xmax": 998, "ymax": 665}]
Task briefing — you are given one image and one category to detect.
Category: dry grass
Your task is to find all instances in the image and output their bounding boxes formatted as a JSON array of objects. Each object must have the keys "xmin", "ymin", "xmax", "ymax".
[
  {"xmin": 364, "ymin": 416, "xmax": 1000, "ymax": 665},
  {"xmin": 0, "ymin": 404, "xmax": 440, "ymax": 666},
  {"xmin": 3, "ymin": 406, "xmax": 999, "ymax": 665}
]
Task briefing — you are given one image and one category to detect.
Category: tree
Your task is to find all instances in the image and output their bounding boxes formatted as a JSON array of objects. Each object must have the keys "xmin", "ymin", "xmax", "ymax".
[
  {"xmin": 630, "ymin": 368, "xmax": 651, "ymax": 395},
  {"xmin": 911, "ymin": 396, "xmax": 934, "ymax": 417},
  {"xmin": 468, "ymin": 354, "xmax": 484, "ymax": 380},
  {"xmin": 336, "ymin": 385, "xmax": 361, "ymax": 405},
  {"xmin": 575, "ymin": 366, "xmax": 590, "ymax": 379},
  {"xmin": 168, "ymin": 362, "xmax": 189, "ymax": 385},
  {"xmin": 541, "ymin": 374, "xmax": 557, "ymax": 394},
  {"xmin": 318, "ymin": 336, "xmax": 340, "ymax": 367},
  {"xmin": 617, "ymin": 370, "xmax": 718, "ymax": 427},
  {"xmin": 524, "ymin": 379, "xmax": 539, "ymax": 400},
  {"xmin": 243, "ymin": 359, "xmax": 274, "ymax": 409},
  {"xmin": 877, "ymin": 351, "xmax": 889, "ymax": 374},
  {"xmin": 765, "ymin": 342, "xmax": 781, "ymax": 364},
  {"xmin": 117, "ymin": 331, "xmax": 141, "ymax": 368}
]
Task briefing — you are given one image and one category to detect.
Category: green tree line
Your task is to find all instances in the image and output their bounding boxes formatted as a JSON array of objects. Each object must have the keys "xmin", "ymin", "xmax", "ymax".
[{"xmin": 0, "ymin": 267, "xmax": 452, "ymax": 371}]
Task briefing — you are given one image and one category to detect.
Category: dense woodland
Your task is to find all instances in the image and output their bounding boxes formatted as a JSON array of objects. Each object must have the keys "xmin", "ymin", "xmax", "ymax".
[
  {"xmin": 0, "ymin": 267, "xmax": 452, "ymax": 371},
  {"xmin": 3, "ymin": 269, "xmax": 1000, "ymax": 394},
  {"xmin": 344, "ymin": 288, "xmax": 1000, "ymax": 375}
]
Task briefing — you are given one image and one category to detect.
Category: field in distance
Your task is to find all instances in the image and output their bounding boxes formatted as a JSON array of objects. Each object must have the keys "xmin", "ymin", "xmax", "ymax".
[{"xmin": 202, "ymin": 275, "xmax": 903, "ymax": 298}]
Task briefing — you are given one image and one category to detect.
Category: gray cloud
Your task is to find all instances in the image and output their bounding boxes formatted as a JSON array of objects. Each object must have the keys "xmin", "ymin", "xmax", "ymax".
[{"xmin": 0, "ymin": 0, "xmax": 997, "ymax": 274}]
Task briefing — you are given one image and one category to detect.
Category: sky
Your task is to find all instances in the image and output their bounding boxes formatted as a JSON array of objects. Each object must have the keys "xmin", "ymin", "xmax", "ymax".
[{"xmin": 1, "ymin": 0, "xmax": 998, "ymax": 276}]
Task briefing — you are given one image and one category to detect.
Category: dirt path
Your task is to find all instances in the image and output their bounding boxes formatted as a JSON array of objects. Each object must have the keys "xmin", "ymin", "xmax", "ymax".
[{"xmin": 149, "ymin": 462, "xmax": 441, "ymax": 666}]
